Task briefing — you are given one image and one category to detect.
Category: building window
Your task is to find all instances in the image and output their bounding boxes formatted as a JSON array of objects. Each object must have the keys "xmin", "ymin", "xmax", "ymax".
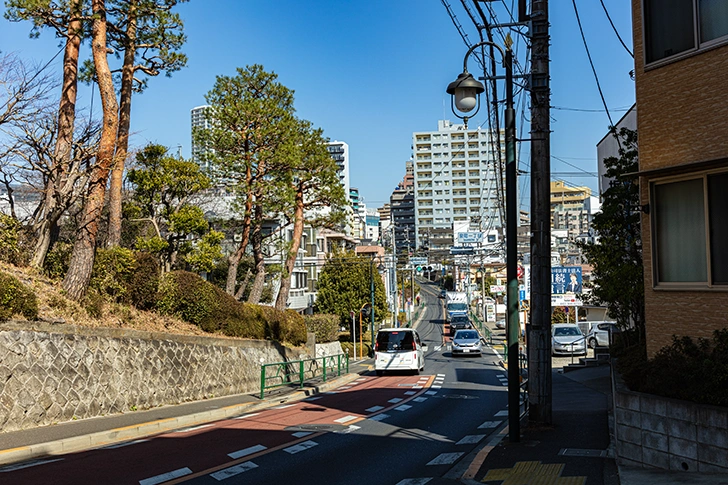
[
  {"xmin": 652, "ymin": 171, "xmax": 728, "ymax": 286},
  {"xmin": 644, "ymin": 0, "xmax": 728, "ymax": 64}
]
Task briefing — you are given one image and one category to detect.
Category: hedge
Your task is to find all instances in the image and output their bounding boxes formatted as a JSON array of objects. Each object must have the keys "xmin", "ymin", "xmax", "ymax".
[
  {"xmin": 157, "ymin": 271, "xmax": 306, "ymax": 345},
  {"xmin": 0, "ymin": 271, "xmax": 38, "ymax": 321},
  {"xmin": 304, "ymin": 314, "xmax": 340, "ymax": 343}
]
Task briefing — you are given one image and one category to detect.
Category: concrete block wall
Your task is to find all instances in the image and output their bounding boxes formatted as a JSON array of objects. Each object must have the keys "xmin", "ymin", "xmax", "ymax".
[
  {"xmin": 613, "ymin": 370, "xmax": 728, "ymax": 473},
  {"xmin": 0, "ymin": 322, "xmax": 312, "ymax": 433}
]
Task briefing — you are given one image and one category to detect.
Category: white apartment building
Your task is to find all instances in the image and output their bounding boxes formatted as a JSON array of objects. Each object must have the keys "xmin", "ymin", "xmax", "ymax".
[
  {"xmin": 412, "ymin": 120, "xmax": 505, "ymax": 250},
  {"xmin": 190, "ymin": 105, "xmax": 213, "ymax": 170}
]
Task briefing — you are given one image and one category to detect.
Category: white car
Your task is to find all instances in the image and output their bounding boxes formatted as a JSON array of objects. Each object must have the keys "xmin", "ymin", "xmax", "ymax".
[
  {"xmin": 374, "ymin": 328, "xmax": 427, "ymax": 376},
  {"xmin": 587, "ymin": 322, "xmax": 619, "ymax": 348},
  {"xmin": 551, "ymin": 323, "xmax": 587, "ymax": 356}
]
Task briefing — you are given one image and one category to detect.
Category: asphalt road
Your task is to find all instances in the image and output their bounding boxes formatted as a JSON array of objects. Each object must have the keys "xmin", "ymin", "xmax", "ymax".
[{"xmin": 3, "ymin": 280, "xmax": 511, "ymax": 485}]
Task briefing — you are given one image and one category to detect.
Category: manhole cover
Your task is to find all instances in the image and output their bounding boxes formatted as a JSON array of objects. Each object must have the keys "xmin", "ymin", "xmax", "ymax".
[{"xmin": 559, "ymin": 448, "xmax": 608, "ymax": 458}]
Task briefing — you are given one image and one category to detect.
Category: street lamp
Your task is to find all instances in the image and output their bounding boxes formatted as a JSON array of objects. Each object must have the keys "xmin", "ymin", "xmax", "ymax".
[{"xmin": 447, "ymin": 36, "xmax": 520, "ymax": 443}]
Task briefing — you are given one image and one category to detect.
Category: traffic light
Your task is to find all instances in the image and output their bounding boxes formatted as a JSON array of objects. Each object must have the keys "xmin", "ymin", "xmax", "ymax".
[
  {"xmin": 416, "ymin": 265, "xmax": 422, "ymax": 272},
  {"xmin": 427, "ymin": 266, "xmax": 433, "ymax": 272}
]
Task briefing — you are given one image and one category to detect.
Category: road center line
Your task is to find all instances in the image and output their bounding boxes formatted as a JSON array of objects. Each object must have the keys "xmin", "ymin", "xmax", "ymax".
[
  {"xmin": 228, "ymin": 444, "xmax": 267, "ymax": 459},
  {"xmin": 139, "ymin": 467, "xmax": 192, "ymax": 485}
]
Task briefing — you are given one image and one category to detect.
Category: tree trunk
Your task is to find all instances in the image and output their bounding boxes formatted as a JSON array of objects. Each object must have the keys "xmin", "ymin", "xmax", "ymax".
[
  {"xmin": 107, "ymin": 1, "xmax": 137, "ymax": 247},
  {"xmin": 63, "ymin": 0, "xmax": 119, "ymax": 300},
  {"xmin": 31, "ymin": 1, "xmax": 82, "ymax": 269},
  {"xmin": 274, "ymin": 187, "xmax": 305, "ymax": 311},
  {"xmin": 247, "ymin": 215, "xmax": 266, "ymax": 304},
  {"xmin": 234, "ymin": 267, "xmax": 251, "ymax": 300},
  {"xmin": 225, "ymin": 160, "xmax": 254, "ymax": 295}
]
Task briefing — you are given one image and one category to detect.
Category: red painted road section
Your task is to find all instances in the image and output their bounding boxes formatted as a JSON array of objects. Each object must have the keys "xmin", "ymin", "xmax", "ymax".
[{"xmin": 1, "ymin": 374, "xmax": 434, "ymax": 485}]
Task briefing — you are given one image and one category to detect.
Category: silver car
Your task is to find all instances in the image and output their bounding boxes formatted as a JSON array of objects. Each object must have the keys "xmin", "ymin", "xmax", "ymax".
[
  {"xmin": 587, "ymin": 322, "xmax": 619, "ymax": 348},
  {"xmin": 451, "ymin": 329, "xmax": 482, "ymax": 356},
  {"xmin": 551, "ymin": 323, "xmax": 586, "ymax": 356}
]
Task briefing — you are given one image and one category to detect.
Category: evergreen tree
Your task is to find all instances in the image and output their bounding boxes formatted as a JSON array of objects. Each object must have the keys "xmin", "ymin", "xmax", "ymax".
[{"xmin": 578, "ymin": 128, "xmax": 645, "ymax": 343}]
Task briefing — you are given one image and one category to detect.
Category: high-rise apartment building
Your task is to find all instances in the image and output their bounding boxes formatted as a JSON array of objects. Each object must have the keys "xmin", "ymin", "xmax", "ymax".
[
  {"xmin": 326, "ymin": 141, "xmax": 350, "ymax": 203},
  {"xmin": 190, "ymin": 105, "xmax": 212, "ymax": 170},
  {"xmin": 412, "ymin": 120, "xmax": 505, "ymax": 251}
]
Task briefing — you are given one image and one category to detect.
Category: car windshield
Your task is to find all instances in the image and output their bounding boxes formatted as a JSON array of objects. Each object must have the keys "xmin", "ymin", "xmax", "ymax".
[
  {"xmin": 447, "ymin": 303, "xmax": 468, "ymax": 311},
  {"xmin": 455, "ymin": 331, "xmax": 478, "ymax": 340},
  {"xmin": 376, "ymin": 331, "xmax": 415, "ymax": 351},
  {"xmin": 554, "ymin": 327, "xmax": 581, "ymax": 337}
]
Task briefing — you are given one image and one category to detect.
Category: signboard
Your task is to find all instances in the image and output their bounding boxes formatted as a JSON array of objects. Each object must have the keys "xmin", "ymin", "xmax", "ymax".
[
  {"xmin": 409, "ymin": 257, "xmax": 428, "ymax": 266},
  {"xmin": 486, "ymin": 303, "xmax": 496, "ymax": 323},
  {"xmin": 552, "ymin": 294, "xmax": 583, "ymax": 306},
  {"xmin": 450, "ymin": 246, "xmax": 475, "ymax": 255},
  {"xmin": 457, "ymin": 232, "xmax": 484, "ymax": 244},
  {"xmin": 551, "ymin": 266, "xmax": 582, "ymax": 295},
  {"xmin": 490, "ymin": 285, "xmax": 506, "ymax": 293}
]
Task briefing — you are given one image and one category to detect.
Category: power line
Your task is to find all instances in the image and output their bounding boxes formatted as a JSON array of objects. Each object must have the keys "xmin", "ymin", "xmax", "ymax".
[
  {"xmin": 570, "ymin": 0, "xmax": 617, "ymax": 131},
  {"xmin": 598, "ymin": 0, "xmax": 633, "ymax": 58},
  {"xmin": 551, "ymin": 105, "xmax": 631, "ymax": 113}
]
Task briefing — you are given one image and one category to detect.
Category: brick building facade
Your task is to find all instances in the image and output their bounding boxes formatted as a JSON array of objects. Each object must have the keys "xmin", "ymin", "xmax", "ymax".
[{"xmin": 632, "ymin": 1, "xmax": 728, "ymax": 356}]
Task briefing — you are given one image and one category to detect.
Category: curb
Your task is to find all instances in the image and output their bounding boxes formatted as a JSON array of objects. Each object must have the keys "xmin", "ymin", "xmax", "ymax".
[{"xmin": 0, "ymin": 372, "xmax": 362, "ymax": 467}]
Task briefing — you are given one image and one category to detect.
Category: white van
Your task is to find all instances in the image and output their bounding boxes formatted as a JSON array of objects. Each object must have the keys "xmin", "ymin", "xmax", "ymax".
[{"xmin": 374, "ymin": 328, "xmax": 428, "ymax": 376}]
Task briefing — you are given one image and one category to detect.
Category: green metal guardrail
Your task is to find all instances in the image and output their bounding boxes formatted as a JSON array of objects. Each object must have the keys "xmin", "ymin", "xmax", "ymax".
[
  {"xmin": 469, "ymin": 312, "xmax": 493, "ymax": 344},
  {"xmin": 260, "ymin": 353, "xmax": 349, "ymax": 399}
]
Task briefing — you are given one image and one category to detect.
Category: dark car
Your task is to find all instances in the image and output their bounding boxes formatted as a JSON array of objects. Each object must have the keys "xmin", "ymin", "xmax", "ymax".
[
  {"xmin": 449, "ymin": 314, "xmax": 471, "ymax": 334},
  {"xmin": 439, "ymin": 289, "xmax": 447, "ymax": 299}
]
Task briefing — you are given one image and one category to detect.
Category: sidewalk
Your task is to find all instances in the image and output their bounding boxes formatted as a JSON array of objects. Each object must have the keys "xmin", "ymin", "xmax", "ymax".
[
  {"xmin": 458, "ymin": 362, "xmax": 728, "ymax": 485},
  {"xmin": 0, "ymin": 360, "xmax": 371, "ymax": 467}
]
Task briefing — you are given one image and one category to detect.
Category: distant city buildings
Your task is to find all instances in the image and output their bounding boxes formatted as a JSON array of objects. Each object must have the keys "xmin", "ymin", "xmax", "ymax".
[
  {"xmin": 326, "ymin": 141, "xmax": 350, "ymax": 203},
  {"xmin": 190, "ymin": 105, "xmax": 212, "ymax": 170}
]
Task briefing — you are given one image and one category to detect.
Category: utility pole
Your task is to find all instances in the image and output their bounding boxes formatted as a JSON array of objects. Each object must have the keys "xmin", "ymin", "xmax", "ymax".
[{"xmin": 527, "ymin": 0, "xmax": 553, "ymax": 425}]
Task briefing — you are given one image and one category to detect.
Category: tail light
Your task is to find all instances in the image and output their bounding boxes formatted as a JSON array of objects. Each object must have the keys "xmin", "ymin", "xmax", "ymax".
[
  {"xmin": 412, "ymin": 340, "xmax": 417, "ymax": 351},
  {"xmin": 374, "ymin": 341, "xmax": 379, "ymax": 352}
]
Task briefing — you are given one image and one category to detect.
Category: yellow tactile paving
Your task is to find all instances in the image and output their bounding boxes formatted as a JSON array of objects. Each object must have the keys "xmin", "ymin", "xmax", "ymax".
[{"xmin": 481, "ymin": 460, "xmax": 587, "ymax": 485}]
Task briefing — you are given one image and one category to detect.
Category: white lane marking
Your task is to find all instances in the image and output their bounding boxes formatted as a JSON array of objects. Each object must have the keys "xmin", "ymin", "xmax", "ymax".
[
  {"xmin": 412, "ymin": 385, "xmax": 423, "ymax": 389},
  {"xmin": 228, "ymin": 444, "xmax": 268, "ymax": 459},
  {"xmin": 395, "ymin": 405, "xmax": 412, "ymax": 411},
  {"xmin": 500, "ymin": 382, "xmax": 508, "ymax": 386},
  {"xmin": 103, "ymin": 439, "xmax": 149, "ymax": 449},
  {"xmin": 404, "ymin": 391, "xmax": 417, "ymax": 395},
  {"xmin": 495, "ymin": 410, "xmax": 508, "ymax": 417},
  {"xmin": 355, "ymin": 378, "xmax": 367, "ymax": 382},
  {"xmin": 456, "ymin": 434, "xmax": 486, "ymax": 445},
  {"xmin": 234, "ymin": 413, "xmax": 259, "ymax": 419},
  {"xmin": 304, "ymin": 396, "xmax": 323, "ymax": 401},
  {"xmin": 431, "ymin": 385, "xmax": 442, "ymax": 389},
  {"xmin": 426, "ymin": 452, "xmax": 464, "ymax": 466},
  {"xmin": 366, "ymin": 405, "xmax": 385, "ymax": 412},
  {"xmin": 210, "ymin": 461, "xmax": 258, "ymax": 481},
  {"xmin": 437, "ymin": 374, "xmax": 446, "ymax": 377},
  {"xmin": 0, "ymin": 458, "xmax": 63, "ymax": 472},
  {"xmin": 396, "ymin": 479, "xmax": 433, "ymax": 485},
  {"xmin": 369, "ymin": 414, "xmax": 390, "ymax": 421},
  {"xmin": 478, "ymin": 420, "xmax": 502, "ymax": 429},
  {"xmin": 414, "ymin": 397, "xmax": 428, "ymax": 403},
  {"xmin": 292, "ymin": 431, "xmax": 313, "ymax": 438},
  {"xmin": 334, "ymin": 415, "xmax": 358, "ymax": 424},
  {"xmin": 334, "ymin": 425, "xmax": 361, "ymax": 434},
  {"xmin": 435, "ymin": 345, "xmax": 443, "ymax": 352},
  {"xmin": 284, "ymin": 440, "xmax": 318, "ymax": 454},
  {"xmin": 139, "ymin": 467, "xmax": 192, "ymax": 485},
  {"xmin": 388, "ymin": 398, "xmax": 403, "ymax": 403},
  {"xmin": 425, "ymin": 391, "xmax": 438, "ymax": 396},
  {"xmin": 273, "ymin": 404, "xmax": 296, "ymax": 409},
  {"xmin": 174, "ymin": 424, "xmax": 213, "ymax": 433},
  {"xmin": 338, "ymin": 386, "xmax": 352, "ymax": 390}
]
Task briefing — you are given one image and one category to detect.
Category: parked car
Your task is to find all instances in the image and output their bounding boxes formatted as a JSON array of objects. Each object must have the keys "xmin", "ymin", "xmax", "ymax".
[
  {"xmin": 451, "ymin": 329, "xmax": 482, "ymax": 356},
  {"xmin": 587, "ymin": 322, "xmax": 619, "ymax": 348},
  {"xmin": 551, "ymin": 323, "xmax": 586, "ymax": 356},
  {"xmin": 374, "ymin": 328, "xmax": 428, "ymax": 376},
  {"xmin": 495, "ymin": 318, "xmax": 506, "ymax": 330},
  {"xmin": 449, "ymin": 314, "xmax": 472, "ymax": 334}
]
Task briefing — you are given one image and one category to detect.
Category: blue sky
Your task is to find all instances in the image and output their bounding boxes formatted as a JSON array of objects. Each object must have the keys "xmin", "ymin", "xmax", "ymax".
[{"xmin": 1, "ymin": 0, "xmax": 635, "ymax": 211}]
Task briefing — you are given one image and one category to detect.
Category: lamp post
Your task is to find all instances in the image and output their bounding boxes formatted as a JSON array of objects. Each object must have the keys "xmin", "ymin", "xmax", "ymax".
[
  {"xmin": 447, "ymin": 36, "xmax": 519, "ymax": 442},
  {"xmin": 369, "ymin": 254, "xmax": 386, "ymax": 349}
]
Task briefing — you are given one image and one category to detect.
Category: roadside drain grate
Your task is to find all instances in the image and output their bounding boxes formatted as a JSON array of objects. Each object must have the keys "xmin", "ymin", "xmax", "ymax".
[{"xmin": 558, "ymin": 448, "xmax": 608, "ymax": 458}]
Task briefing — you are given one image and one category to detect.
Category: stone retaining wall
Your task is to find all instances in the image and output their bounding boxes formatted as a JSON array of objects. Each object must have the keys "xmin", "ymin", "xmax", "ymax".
[
  {"xmin": 612, "ymin": 370, "xmax": 728, "ymax": 473},
  {"xmin": 0, "ymin": 322, "xmax": 317, "ymax": 433}
]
